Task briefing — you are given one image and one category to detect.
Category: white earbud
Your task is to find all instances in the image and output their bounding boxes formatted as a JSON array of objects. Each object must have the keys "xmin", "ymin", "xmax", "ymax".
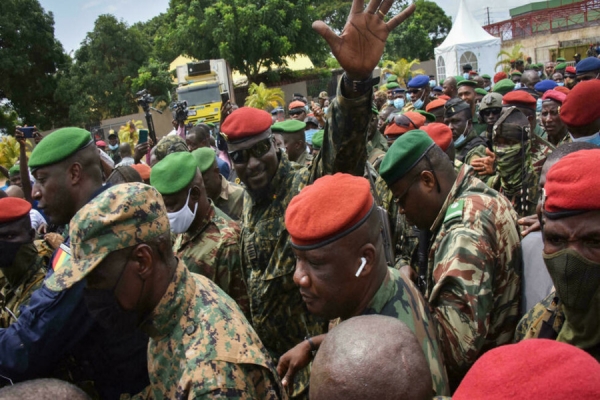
[{"xmin": 356, "ymin": 257, "xmax": 367, "ymax": 277}]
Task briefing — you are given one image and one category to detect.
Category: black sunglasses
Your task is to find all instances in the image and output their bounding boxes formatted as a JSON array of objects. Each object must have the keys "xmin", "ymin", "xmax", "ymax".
[
  {"xmin": 480, "ymin": 108, "xmax": 502, "ymax": 117},
  {"xmin": 228, "ymin": 136, "xmax": 273, "ymax": 164},
  {"xmin": 289, "ymin": 110, "xmax": 305, "ymax": 116},
  {"xmin": 407, "ymin": 89, "xmax": 422, "ymax": 94}
]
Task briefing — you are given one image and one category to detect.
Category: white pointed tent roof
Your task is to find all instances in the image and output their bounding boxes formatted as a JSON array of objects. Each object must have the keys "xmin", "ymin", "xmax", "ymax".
[{"xmin": 434, "ymin": 0, "xmax": 501, "ymax": 78}]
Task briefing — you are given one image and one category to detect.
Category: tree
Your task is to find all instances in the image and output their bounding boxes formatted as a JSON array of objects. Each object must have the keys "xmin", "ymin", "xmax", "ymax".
[
  {"xmin": 382, "ymin": 59, "xmax": 426, "ymax": 87},
  {"xmin": 496, "ymin": 44, "xmax": 525, "ymax": 72},
  {"xmin": 244, "ymin": 83, "xmax": 284, "ymax": 111},
  {"xmin": 56, "ymin": 15, "xmax": 150, "ymax": 127},
  {"xmin": 383, "ymin": 0, "xmax": 451, "ymax": 61},
  {"xmin": 164, "ymin": 0, "xmax": 327, "ymax": 83},
  {"xmin": 130, "ymin": 58, "xmax": 175, "ymax": 110},
  {"xmin": 131, "ymin": 13, "xmax": 179, "ymax": 65},
  {"xmin": 0, "ymin": 0, "xmax": 70, "ymax": 130},
  {"xmin": 313, "ymin": 0, "xmax": 406, "ymax": 33}
]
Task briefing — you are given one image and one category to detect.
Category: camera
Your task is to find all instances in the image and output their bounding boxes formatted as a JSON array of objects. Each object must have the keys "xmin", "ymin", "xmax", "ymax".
[
  {"xmin": 136, "ymin": 89, "xmax": 155, "ymax": 111},
  {"xmin": 171, "ymin": 100, "xmax": 189, "ymax": 123}
]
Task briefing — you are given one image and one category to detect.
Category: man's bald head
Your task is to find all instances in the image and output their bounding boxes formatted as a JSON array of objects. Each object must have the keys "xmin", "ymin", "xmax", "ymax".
[
  {"xmin": 0, "ymin": 378, "xmax": 90, "ymax": 400},
  {"xmin": 5, "ymin": 185, "xmax": 25, "ymax": 199},
  {"xmin": 521, "ymin": 70, "xmax": 540, "ymax": 89},
  {"xmin": 310, "ymin": 315, "xmax": 432, "ymax": 400}
]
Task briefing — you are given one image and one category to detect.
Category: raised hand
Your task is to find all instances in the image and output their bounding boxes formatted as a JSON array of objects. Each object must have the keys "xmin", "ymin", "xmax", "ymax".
[{"xmin": 313, "ymin": 0, "xmax": 416, "ymax": 80}]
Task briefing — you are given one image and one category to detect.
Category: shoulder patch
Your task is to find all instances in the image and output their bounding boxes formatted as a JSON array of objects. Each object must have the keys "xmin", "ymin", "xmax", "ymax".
[{"xmin": 444, "ymin": 199, "xmax": 464, "ymax": 223}]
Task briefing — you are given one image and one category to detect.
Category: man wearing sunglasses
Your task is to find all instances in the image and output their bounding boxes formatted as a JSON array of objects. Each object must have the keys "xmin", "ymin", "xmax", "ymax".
[
  {"xmin": 288, "ymin": 101, "xmax": 307, "ymax": 121},
  {"xmin": 405, "ymin": 75, "xmax": 431, "ymax": 112},
  {"xmin": 219, "ymin": 0, "xmax": 417, "ymax": 397}
]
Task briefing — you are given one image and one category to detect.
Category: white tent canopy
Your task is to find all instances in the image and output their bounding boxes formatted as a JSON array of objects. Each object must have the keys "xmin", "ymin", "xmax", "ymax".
[{"xmin": 434, "ymin": 0, "xmax": 501, "ymax": 81}]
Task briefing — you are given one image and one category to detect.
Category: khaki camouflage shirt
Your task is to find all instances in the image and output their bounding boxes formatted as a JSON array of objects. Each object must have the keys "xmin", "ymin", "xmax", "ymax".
[
  {"xmin": 294, "ymin": 151, "xmax": 313, "ymax": 168},
  {"xmin": 0, "ymin": 246, "xmax": 48, "ymax": 328},
  {"xmin": 134, "ymin": 262, "xmax": 284, "ymax": 400},
  {"xmin": 173, "ymin": 201, "xmax": 249, "ymax": 318},
  {"xmin": 425, "ymin": 165, "xmax": 521, "ymax": 388},
  {"xmin": 215, "ymin": 175, "xmax": 244, "ymax": 221},
  {"xmin": 240, "ymin": 85, "xmax": 372, "ymax": 396},
  {"xmin": 358, "ymin": 267, "xmax": 450, "ymax": 396}
]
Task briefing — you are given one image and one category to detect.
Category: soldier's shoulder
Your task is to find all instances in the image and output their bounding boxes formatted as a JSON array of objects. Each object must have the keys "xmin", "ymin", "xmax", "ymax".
[{"xmin": 516, "ymin": 291, "xmax": 558, "ymax": 340}]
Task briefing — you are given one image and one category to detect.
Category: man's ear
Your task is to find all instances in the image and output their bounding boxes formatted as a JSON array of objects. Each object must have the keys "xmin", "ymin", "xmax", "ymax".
[
  {"xmin": 67, "ymin": 162, "xmax": 83, "ymax": 186},
  {"xmin": 131, "ymin": 244, "xmax": 155, "ymax": 280}
]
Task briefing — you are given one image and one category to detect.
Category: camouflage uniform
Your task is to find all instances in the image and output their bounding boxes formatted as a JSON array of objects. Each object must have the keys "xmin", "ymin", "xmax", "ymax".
[
  {"xmin": 530, "ymin": 124, "xmax": 551, "ymax": 175},
  {"xmin": 132, "ymin": 261, "xmax": 284, "ymax": 399},
  {"xmin": 240, "ymin": 86, "xmax": 372, "ymax": 396},
  {"xmin": 215, "ymin": 175, "xmax": 244, "ymax": 221},
  {"xmin": 332, "ymin": 267, "xmax": 450, "ymax": 396},
  {"xmin": 294, "ymin": 151, "xmax": 313, "ymax": 168},
  {"xmin": 173, "ymin": 201, "xmax": 249, "ymax": 317},
  {"xmin": 455, "ymin": 128, "xmax": 488, "ymax": 167},
  {"xmin": 0, "ymin": 248, "xmax": 48, "ymax": 328},
  {"xmin": 367, "ymin": 129, "xmax": 388, "ymax": 172},
  {"xmin": 425, "ymin": 165, "xmax": 521, "ymax": 388}
]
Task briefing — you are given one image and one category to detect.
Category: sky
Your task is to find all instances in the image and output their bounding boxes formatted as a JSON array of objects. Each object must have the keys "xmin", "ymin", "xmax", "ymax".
[{"xmin": 40, "ymin": 0, "xmax": 527, "ymax": 55}]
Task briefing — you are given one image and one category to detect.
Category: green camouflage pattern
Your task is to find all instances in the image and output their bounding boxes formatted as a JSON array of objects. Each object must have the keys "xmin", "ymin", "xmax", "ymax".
[
  {"xmin": 45, "ymin": 183, "xmax": 170, "ymax": 291},
  {"xmin": 425, "ymin": 165, "xmax": 521, "ymax": 388},
  {"xmin": 133, "ymin": 261, "xmax": 284, "ymax": 399},
  {"xmin": 367, "ymin": 128, "xmax": 388, "ymax": 172},
  {"xmin": 530, "ymin": 124, "xmax": 551, "ymax": 176},
  {"xmin": 0, "ymin": 249, "xmax": 48, "ymax": 328},
  {"xmin": 215, "ymin": 176, "xmax": 244, "ymax": 221},
  {"xmin": 154, "ymin": 135, "xmax": 189, "ymax": 163},
  {"xmin": 515, "ymin": 292, "xmax": 561, "ymax": 342},
  {"xmin": 240, "ymin": 84, "xmax": 372, "ymax": 397},
  {"xmin": 360, "ymin": 267, "xmax": 450, "ymax": 396},
  {"xmin": 173, "ymin": 201, "xmax": 250, "ymax": 318},
  {"xmin": 293, "ymin": 151, "xmax": 313, "ymax": 168}
]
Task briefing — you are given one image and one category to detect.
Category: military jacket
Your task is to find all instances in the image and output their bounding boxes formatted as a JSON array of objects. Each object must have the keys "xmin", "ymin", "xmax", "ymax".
[
  {"xmin": 240, "ymin": 85, "xmax": 372, "ymax": 396},
  {"xmin": 0, "ymin": 250, "xmax": 47, "ymax": 328},
  {"xmin": 455, "ymin": 128, "xmax": 488, "ymax": 166},
  {"xmin": 174, "ymin": 202, "xmax": 249, "ymax": 317},
  {"xmin": 215, "ymin": 175, "xmax": 244, "ymax": 221},
  {"xmin": 425, "ymin": 165, "xmax": 521, "ymax": 388},
  {"xmin": 294, "ymin": 151, "xmax": 313, "ymax": 168},
  {"xmin": 363, "ymin": 268, "xmax": 450, "ymax": 396},
  {"xmin": 134, "ymin": 262, "xmax": 283, "ymax": 399}
]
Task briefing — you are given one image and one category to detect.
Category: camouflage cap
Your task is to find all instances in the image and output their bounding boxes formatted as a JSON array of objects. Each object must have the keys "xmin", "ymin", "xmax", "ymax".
[
  {"xmin": 45, "ymin": 183, "xmax": 170, "ymax": 292},
  {"xmin": 153, "ymin": 135, "xmax": 189, "ymax": 163},
  {"xmin": 479, "ymin": 92, "xmax": 504, "ymax": 112}
]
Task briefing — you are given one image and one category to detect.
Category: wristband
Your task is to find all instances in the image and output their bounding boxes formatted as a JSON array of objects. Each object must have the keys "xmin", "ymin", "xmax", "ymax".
[{"xmin": 305, "ymin": 336, "xmax": 317, "ymax": 357}]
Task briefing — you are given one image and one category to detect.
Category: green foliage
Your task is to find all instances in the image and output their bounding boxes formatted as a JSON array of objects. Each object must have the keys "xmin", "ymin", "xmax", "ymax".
[
  {"xmin": 382, "ymin": 59, "xmax": 425, "ymax": 87},
  {"xmin": 0, "ymin": 0, "xmax": 70, "ymax": 130},
  {"xmin": 496, "ymin": 45, "xmax": 525, "ymax": 72},
  {"xmin": 383, "ymin": 0, "xmax": 451, "ymax": 61},
  {"xmin": 130, "ymin": 58, "xmax": 175, "ymax": 110},
  {"xmin": 0, "ymin": 104, "xmax": 20, "ymax": 136},
  {"xmin": 244, "ymin": 83, "xmax": 285, "ymax": 110},
  {"xmin": 164, "ymin": 0, "xmax": 327, "ymax": 83},
  {"xmin": 312, "ymin": 0, "xmax": 406, "ymax": 32},
  {"xmin": 55, "ymin": 15, "xmax": 150, "ymax": 127},
  {"xmin": 131, "ymin": 13, "xmax": 179, "ymax": 65},
  {"xmin": 325, "ymin": 57, "xmax": 342, "ymax": 69}
]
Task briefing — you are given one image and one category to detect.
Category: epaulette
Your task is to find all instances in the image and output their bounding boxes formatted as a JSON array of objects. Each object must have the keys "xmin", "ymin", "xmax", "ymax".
[{"xmin": 444, "ymin": 199, "xmax": 464, "ymax": 223}]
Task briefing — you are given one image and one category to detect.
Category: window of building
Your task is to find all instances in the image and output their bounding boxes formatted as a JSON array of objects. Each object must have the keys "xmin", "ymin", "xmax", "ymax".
[
  {"xmin": 437, "ymin": 56, "xmax": 446, "ymax": 82},
  {"xmin": 459, "ymin": 51, "xmax": 478, "ymax": 72}
]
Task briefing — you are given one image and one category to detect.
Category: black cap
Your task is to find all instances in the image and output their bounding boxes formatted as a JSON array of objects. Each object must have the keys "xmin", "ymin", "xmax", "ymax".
[
  {"xmin": 463, "ymin": 64, "xmax": 473, "ymax": 71},
  {"xmin": 444, "ymin": 98, "xmax": 471, "ymax": 118}
]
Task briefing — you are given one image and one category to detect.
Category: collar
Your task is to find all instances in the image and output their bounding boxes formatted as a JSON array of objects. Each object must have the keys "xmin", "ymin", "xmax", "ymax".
[
  {"xmin": 430, "ymin": 164, "xmax": 473, "ymax": 233},
  {"xmin": 364, "ymin": 268, "xmax": 395, "ymax": 314},
  {"xmin": 143, "ymin": 261, "xmax": 190, "ymax": 339}
]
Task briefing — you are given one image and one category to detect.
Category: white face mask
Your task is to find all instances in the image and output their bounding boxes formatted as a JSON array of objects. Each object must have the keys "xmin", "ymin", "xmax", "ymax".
[{"xmin": 167, "ymin": 188, "xmax": 198, "ymax": 234}]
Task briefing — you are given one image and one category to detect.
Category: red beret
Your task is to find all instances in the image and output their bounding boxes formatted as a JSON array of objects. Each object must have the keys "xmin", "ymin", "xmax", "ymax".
[
  {"xmin": 438, "ymin": 95, "xmax": 451, "ymax": 101},
  {"xmin": 541, "ymin": 90, "xmax": 566, "ymax": 104},
  {"xmin": 468, "ymin": 71, "xmax": 478, "ymax": 76},
  {"xmin": 96, "ymin": 140, "xmax": 106, "ymax": 147},
  {"xmin": 425, "ymin": 99, "xmax": 447, "ymax": 112},
  {"xmin": 493, "ymin": 72, "xmax": 508, "ymax": 83},
  {"xmin": 502, "ymin": 91, "xmax": 537, "ymax": 110},
  {"xmin": 0, "ymin": 197, "xmax": 32, "ymax": 224},
  {"xmin": 560, "ymin": 80, "xmax": 600, "ymax": 127},
  {"xmin": 566, "ymin": 66, "xmax": 576, "ymax": 74},
  {"xmin": 544, "ymin": 149, "xmax": 600, "ymax": 216},
  {"xmin": 554, "ymin": 86, "xmax": 570, "ymax": 95},
  {"xmin": 286, "ymin": 173, "xmax": 374, "ymax": 249},
  {"xmin": 384, "ymin": 112, "xmax": 426, "ymax": 136},
  {"xmin": 130, "ymin": 163, "xmax": 151, "ymax": 180},
  {"xmin": 288, "ymin": 100, "xmax": 306, "ymax": 110},
  {"xmin": 422, "ymin": 123, "xmax": 453, "ymax": 151},
  {"xmin": 220, "ymin": 107, "xmax": 272, "ymax": 143},
  {"xmin": 453, "ymin": 339, "xmax": 600, "ymax": 400}
]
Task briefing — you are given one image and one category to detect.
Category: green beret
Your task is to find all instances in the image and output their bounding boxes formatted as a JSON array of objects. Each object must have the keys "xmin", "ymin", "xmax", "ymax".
[
  {"xmin": 555, "ymin": 62, "xmax": 567, "ymax": 70},
  {"xmin": 271, "ymin": 119, "xmax": 306, "ymax": 134},
  {"xmin": 556, "ymin": 57, "xmax": 566, "ymax": 62},
  {"xmin": 380, "ymin": 130, "xmax": 435, "ymax": 186},
  {"xmin": 455, "ymin": 76, "xmax": 465, "ymax": 83},
  {"xmin": 29, "ymin": 127, "xmax": 92, "ymax": 170},
  {"xmin": 510, "ymin": 71, "xmax": 522, "ymax": 77},
  {"xmin": 457, "ymin": 80, "xmax": 477, "ymax": 88},
  {"xmin": 481, "ymin": 74, "xmax": 491, "ymax": 79},
  {"xmin": 191, "ymin": 147, "xmax": 217, "ymax": 174},
  {"xmin": 386, "ymin": 82, "xmax": 400, "ymax": 90},
  {"xmin": 416, "ymin": 110, "xmax": 435, "ymax": 123},
  {"xmin": 312, "ymin": 130, "xmax": 324, "ymax": 149},
  {"xmin": 8, "ymin": 165, "xmax": 20, "ymax": 176},
  {"xmin": 150, "ymin": 152, "xmax": 198, "ymax": 195},
  {"xmin": 387, "ymin": 74, "xmax": 398, "ymax": 83},
  {"xmin": 372, "ymin": 106, "xmax": 379, "ymax": 115},
  {"xmin": 493, "ymin": 79, "xmax": 516, "ymax": 95},
  {"xmin": 475, "ymin": 88, "xmax": 488, "ymax": 96}
]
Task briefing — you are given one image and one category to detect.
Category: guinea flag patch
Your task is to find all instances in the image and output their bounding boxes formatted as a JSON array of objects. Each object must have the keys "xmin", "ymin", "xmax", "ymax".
[{"xmin": 52, "ymin": 244, "xmax": 71, "ymax": 272}]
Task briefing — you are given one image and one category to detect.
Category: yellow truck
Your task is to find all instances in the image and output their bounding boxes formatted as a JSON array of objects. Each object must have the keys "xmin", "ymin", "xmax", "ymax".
[{"xmin": 175, "ymin": 59, "xmax": 235, "ymax": 125}]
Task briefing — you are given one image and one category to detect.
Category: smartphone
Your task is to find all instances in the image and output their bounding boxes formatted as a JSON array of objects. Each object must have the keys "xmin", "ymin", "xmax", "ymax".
[
  {"xmin": 138, "ymin": 129, "xmax": 148, "ymax": 144},
  {"xmin": 221, "ymin": 92, "xmax": 230, "ymax": 104},
  {"xmin": 20, "ymin": 127, "xmax": 35, "ymax": 138}
]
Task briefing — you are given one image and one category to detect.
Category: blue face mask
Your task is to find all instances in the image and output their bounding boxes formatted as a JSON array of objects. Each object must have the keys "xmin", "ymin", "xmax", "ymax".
[
  {"xmin": 557, "ymin": 82, "xmax": 565, "ymax": 86},
  {"xmin": 454, "ymin": 123, "xmax": 470, "ymax": 147},
  {"xmin": 429, "ymin": 80, "xmax": 436, "ymax": 87},
  {"xmin": 387, "ymin": 99, "xmax": 394, "ymax": 106},
  {"xmin": 536, "ymin": 98, "xmax": 543, "ymax": 113},
  {"xmin": 571, "ymin": 132, "xmax": 600, "ymax": 146},
  {"xmin": 484, "ymin": 86, "xmax": 491, "ymax": 91},
  {"xmin": 538, "ymin": 71, "xmax": 542, "ymax": 77},
  {"xmin": 413, "ymin": 99, "xmax": 424, "ymax": 110},
  {"xmin": 514, "ymin": 82, "xmax": 522, "ymax": 89},
  {"xmin": 463, "ymin": 73, "xmax": 470, "ymax": 79},
  {"xmin": 323, "ymin": 107, "xmax": 329, "ymax": 114},
  {"xmin": 305, "ymin": 129, "xmax": 318, "ymax": 144},
  {"xmin": 108, "ymin": 144, "xmax": 119, "ymax": 151},
  {"xmin": 393, "ymin": 98, "xmax": 405, "ymax": 109}
]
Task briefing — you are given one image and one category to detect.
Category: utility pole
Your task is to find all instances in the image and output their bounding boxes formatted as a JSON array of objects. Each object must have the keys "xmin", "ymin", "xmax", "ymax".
[{"xmin": 485, "ymin": 7, "xmax": 491, "ymax": 25}]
